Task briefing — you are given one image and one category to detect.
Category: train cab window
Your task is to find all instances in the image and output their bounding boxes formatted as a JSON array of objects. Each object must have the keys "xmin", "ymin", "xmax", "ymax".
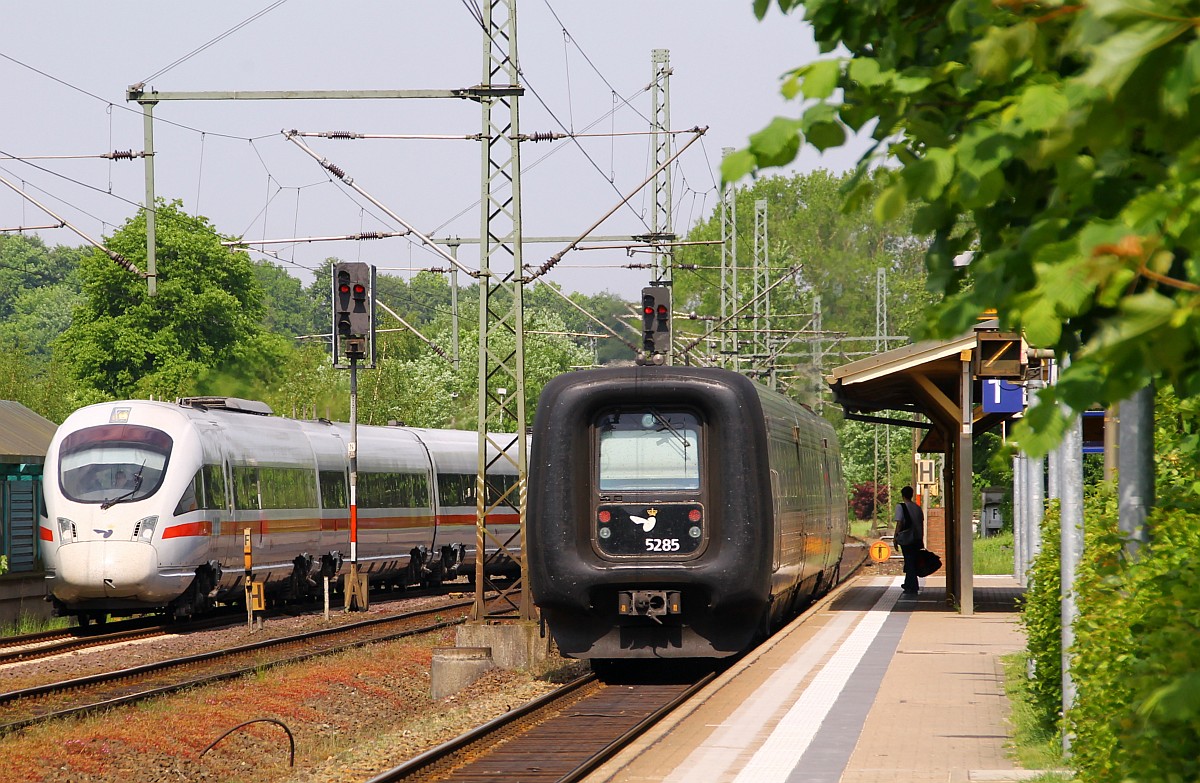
[
  {"xmin": 58, "ymin": 424, "xmax": 172, "ymax": 504},
  {"xmin": 594, "ymin": 410, "xmax": 705, "ymax": 559},
  {"xmin": 597, "ymin": 410, "xmax": 700, "ymax": 491}
]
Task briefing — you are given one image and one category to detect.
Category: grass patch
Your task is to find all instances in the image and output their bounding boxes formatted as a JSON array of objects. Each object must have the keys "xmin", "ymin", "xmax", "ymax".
[
  {"xmin": 1002, "ymin": 651, "xmax": 1074, "ymax": 781},
  {"xmin": 975, "ymin": 530, "xmax": 1014, "ymax": 575},
  {"xmin": 850, "ymin": 519, "xmax": 889, "ymax": 539},
  {"xmin": 0, "ymin": 612, "xmax": 70, "ymax": 637}
]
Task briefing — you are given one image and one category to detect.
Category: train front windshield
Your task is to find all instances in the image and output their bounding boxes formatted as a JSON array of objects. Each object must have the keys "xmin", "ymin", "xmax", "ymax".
[
  {"xmin": 58, "ymin": 424, "xmax": 173, "ymax": 504},
  {"xmin": 598, "ymin": 411, "xmax": 700, "ymax": 491}
]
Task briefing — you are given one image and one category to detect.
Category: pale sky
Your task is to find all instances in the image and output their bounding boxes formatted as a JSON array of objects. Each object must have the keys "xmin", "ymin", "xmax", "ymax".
[{"xmin": 2, "ymin": 1, "xmax": 866, "ymax": 298}]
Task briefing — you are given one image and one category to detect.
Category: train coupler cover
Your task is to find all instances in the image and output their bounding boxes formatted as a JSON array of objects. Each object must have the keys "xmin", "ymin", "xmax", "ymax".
[{"xmin": 618, "ymin": 589, "xmax": 682, "ymax": 621}]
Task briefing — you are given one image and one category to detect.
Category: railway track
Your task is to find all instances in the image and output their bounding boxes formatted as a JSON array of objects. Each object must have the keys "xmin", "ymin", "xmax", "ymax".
[
  {"xmin": 0, "ymin": 616, "xmax": 236, "ymax": 666},
  {"xmin": 0, "ymin": 583, "xmax": 476, "ymax": 667},
  {"xmin": 369, "ymin": 539, "xmax": 870, "ymax": 783},
  {"xmin": 0, "ymin": 598, "xmax": 475, "ymax": 735},
  {"xmin": 367, "ymin": 669, "xmax": 717, "ymax": 783}
]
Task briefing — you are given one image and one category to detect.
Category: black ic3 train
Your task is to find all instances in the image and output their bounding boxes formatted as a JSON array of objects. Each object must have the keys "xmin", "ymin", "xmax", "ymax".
[{"xmin": 528, "ymin": 366, "xmax": 848, "ymax": 660}]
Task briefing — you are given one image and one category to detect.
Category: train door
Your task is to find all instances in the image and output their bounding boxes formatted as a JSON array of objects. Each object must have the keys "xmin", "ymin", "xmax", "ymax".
[
  {"xmin": 820, "ymin": 440, "xmax": 836, "ymax": 570},
  {"xmin": 194, "ymin": 423, "xmax": 234, "ymax": 579},
  {"xmin": 770, "ymin": 468, "xmax": 782, "ymax": 571},
  {"xmin": 406, "ymin": 431, "xmax": 439, "ymax": 554}
]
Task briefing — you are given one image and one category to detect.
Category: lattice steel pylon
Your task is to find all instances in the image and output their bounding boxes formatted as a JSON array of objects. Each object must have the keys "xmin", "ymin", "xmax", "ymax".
[
  {"xmin": 471, "ymin": 0, "xmax": 533, "ymax": 623},
  {"xmin": 719, "ymin": 148, "xmax": 739, "ymax": 370},
  {"xmin": 752, "ymin": 198, "xmax": 774, "ymax": 387},
  {"xmin": 650, "ymin": 49, "xmax": 673, "ymax": 288}
]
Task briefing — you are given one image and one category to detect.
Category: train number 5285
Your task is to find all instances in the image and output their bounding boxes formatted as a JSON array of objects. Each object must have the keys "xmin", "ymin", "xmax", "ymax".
[{"xmin": 645, "ymin": 538, "xmax": 681, "ymax": 552}]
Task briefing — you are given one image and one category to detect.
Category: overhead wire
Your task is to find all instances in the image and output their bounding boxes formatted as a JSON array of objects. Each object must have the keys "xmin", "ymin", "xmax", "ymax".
[
  {"xmin": 6, "ymin": 4, "xmax": 706, "ymax": 285},
  {"xmin": 0, "ymin": 50, "xmax": 273, "ymax": 142},
  {"xmin": 141, "ymin": 0, "xmax": 293, "ymax": 84},
  {"xmin": 1, "ymin": 149, "xmax": 319, "ymax": 276},
  {"xmin": 457, "ymin": 3, "xmax": 657, "ymax": 236}
]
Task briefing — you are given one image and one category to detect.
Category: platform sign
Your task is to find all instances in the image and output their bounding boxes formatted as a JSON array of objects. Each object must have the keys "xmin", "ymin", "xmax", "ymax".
[
  {"xmin": 916, "ymin": 459, "xmax": 938, "ymax": 486},
  {"xmin": 869, "ymin": 540, "xmax": 892, "ymax": 563},
  {"xmin": 982, "ymin": 378, "xmax": 1024, "ymax": 413}
]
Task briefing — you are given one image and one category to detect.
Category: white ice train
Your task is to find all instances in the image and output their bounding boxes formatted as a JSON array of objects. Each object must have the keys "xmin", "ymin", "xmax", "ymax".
[{"xmin": 39, "ymin": 397, "xmax": 520, "ymax": 623}]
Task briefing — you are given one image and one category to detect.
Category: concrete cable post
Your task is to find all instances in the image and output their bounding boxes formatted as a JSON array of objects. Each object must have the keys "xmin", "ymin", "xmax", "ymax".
[
  {"xmin": 1017, "ymin": 456, "xmax": 1027, "ymax": 583},
  {"xmin": 1060, "ymin": 404, "xmax": 1084, "ymax": 754},
  {"xmin": 1118, "ymin": 384, "xmax": 1155, "ymax": 556}
]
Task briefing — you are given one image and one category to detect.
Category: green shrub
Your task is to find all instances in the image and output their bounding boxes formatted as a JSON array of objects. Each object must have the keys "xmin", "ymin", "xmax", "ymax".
[
  {"xmin": 1070, "ymin": 501, "xmax": 1200, "ymax": 783},
  {"xmin": 1021, "ymin": 500, "xmax": 1064, "ymax": 740}
]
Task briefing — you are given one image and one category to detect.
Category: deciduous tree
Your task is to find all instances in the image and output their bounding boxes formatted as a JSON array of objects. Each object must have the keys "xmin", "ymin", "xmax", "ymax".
[{"xmin": 735, "ymin": 0, "xmax": 1200, "ymax": 453}]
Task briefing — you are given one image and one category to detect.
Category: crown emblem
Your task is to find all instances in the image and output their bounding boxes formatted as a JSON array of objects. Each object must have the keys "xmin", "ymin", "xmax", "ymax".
[{"xmin": 629, "ymin": 508, "xmax": 658, "ymax": 533}]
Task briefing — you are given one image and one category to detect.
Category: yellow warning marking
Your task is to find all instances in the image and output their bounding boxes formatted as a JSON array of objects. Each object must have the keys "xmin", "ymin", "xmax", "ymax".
[{"xmin": 869, "ymin": 540, "xmax": 892, "ymax": 563}]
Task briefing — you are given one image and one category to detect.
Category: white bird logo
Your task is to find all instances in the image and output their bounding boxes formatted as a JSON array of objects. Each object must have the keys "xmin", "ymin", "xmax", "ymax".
[{"xmin": 629, "ymin": 509, "xmax": 658, "ymax": 533}]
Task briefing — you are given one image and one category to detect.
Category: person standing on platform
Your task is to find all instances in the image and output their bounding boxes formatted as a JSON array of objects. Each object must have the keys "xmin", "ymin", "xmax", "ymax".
[{"xmin": 893, "ymin": 485, "xmax": 924, "ymax": 595}]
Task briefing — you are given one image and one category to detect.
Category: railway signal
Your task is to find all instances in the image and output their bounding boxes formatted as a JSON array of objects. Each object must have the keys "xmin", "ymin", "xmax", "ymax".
[
  {"xmin": 331, "ymin": 262, "xmax": 376, "ymax": 368},
  {"xmin": 639, "ymin": 285, "xmax": 672, "ymax": 365}
]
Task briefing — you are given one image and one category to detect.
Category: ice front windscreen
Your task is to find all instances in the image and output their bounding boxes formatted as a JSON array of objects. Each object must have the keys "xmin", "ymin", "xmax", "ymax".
[
  {"xmin": 597, "ymin": 411, "xmax": 700, "ymax": 491},
  {"xmin": 58, "ymin": 424, "xmax": 173, "ymax": 503}
]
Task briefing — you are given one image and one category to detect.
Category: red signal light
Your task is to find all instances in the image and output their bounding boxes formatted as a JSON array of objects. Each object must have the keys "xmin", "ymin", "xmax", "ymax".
[
  {"xmin": 643, "ymin": 306, "xmax": 654, "ymax": 315},
  {"xmin": 688, "ymin": 508, "xmax": 702, "ymax": 522},
  {"xmin": 339, "ymin": 283, "xmax": 351, "ymax": 294},
  {"xmin": 657, "ymin": 305, "xmax": 668, "ymax": 317},
  {"xmin": 598, "ymin": 510, "xmax": 612, "ymax": 523}
]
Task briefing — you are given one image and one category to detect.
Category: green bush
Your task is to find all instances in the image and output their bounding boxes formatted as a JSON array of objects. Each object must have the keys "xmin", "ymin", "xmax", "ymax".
[
  {"xmin": 1070, "ymin": 502, "xmax": 1200, "ymax": 783},
  {"xmin": 1022, "ymin": 386, "xmax": 1200, "ymax": 783},
  {"xmin": 1021, "ymin": 500, "xmax": 1064, "ymax": 740}
]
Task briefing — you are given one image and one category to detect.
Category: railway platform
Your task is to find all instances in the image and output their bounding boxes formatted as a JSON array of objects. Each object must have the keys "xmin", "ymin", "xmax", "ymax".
[{"xmin": 584, "ymin": 573, "xmax": 1042, "ymax": 783}]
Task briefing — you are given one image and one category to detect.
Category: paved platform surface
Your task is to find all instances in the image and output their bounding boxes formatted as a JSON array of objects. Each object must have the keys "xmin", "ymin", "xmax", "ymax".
[{"xmin": 585, "ymin": 574, "xmax": 1039, "ymax": 783}]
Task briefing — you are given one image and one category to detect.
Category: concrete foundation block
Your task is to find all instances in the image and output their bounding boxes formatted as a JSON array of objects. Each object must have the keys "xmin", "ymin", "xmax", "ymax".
[
  {"xmin": 430, "ymin": 646, "xmax": 495, "ymax": 700},
  {"xmin": 455, "ymin": 620, "xmax": 549, "ymax": 671}
]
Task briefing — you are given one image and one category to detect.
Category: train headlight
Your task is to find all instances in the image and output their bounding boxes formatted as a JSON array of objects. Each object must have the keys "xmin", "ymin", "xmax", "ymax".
[
  {"xmin": 598, "ymin": 526, "xmax": 612, "ymax": 539},
  {"xmin": 134, "ymin": 515, "xmax": 160, "ymax": 543},
  {"xmin": 57, "ymin": 517, "xmax": 76, "ymax": 542},
  {"xmin": 688, "ymin": 526, "xmax": 702, "ymax": 538}
]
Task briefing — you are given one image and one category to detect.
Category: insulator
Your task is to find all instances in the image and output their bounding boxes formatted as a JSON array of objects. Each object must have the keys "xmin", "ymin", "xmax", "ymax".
[
  {"xmin": 326, "ymin": 131, "xmax": 358, "ymax": 140},
  {"xmin": 106, "ymin": 149, "xmax": 136, "ymax": 160},
  {"xmin": 108, "ymin": 251, "xmax": 138, "ymax": 273},
  {"xmin": 358, "ymin": 231, "xmax": 380, "ymax": 240},
  {"xmin": 528, "ymin": 132, "xmax": 556, "ymax": 142},
  {"xmin": 324, "ymin": 162, "xmax": 347, "ymax": 180}
]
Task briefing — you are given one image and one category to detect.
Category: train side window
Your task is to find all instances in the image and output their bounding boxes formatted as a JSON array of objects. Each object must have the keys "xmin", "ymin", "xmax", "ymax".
[
  {"xmin": 257, "ymin": 467, "xmax": 318, "ymax": 510},
  {"xmin": 437, "ymin": 473, "xmax": 469, "ymax": 506},
  {"xmin": 485, "ymin": 474, "xmax": 516, "ymax": 506},
  {"xmin": 359, "ymin": 472, "xmax": 431, "ymax": 509},
  {"xmin": 202, "ymin": 464, "xmax": 227, "ymax": 510},
  {"xmin": 320, "ymin": 470, "xmax": 347, "ymax": 510},
  {"xmin": 231, "ymin": 466, "xmax": 261, "ymax": 511},
  {"xmin": 173, "ymin": 470, "xmax": 201, "ymax": 516}
]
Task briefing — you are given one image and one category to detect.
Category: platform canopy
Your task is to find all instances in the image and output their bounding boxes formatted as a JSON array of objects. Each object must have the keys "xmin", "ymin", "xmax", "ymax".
[
  {"xmin": 0, "ymin": 401, "xmax": 57, "ymax": 465},
  {"xmin": 826, "ymin": 320, "xmax": 1025, "ymax": 451},
  {"xmin": 824, "ymin": 321, "xmax": 1033, "ymax": 615}
]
